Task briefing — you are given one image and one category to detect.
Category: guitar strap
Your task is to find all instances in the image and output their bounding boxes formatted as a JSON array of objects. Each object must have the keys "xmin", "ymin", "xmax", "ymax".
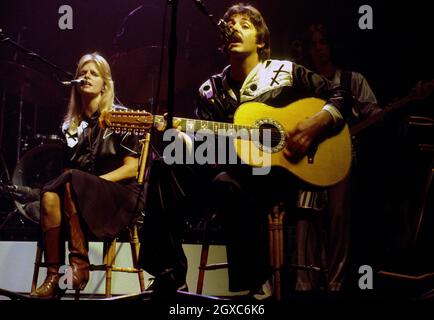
[
  {"xmin": 339, "ymin": 70, "xmax": 360, "ymax": 163},
  {"xmin": 340, "ymin": 70, "xmax": 361, "ymax": 125},
  {"xmin": 339, "ymin": 70, "xmax": 353, "ymax": 93}
]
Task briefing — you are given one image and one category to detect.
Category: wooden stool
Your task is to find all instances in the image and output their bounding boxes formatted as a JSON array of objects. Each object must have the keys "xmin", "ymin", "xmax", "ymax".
[
  {"xmin": 31, "ymin": 224, "xmax": 145, "ymax": 299},
  {"xmin": 196, "ymin": 213, "xmax": 228, "ymax": 295},
  {"xmin": 268, "ymin": 204, "xmax": 286, "ymax": 301},
  {"xmin": 196, "ymin": 209, "xmax": 285, "ymax": 297},
  {"xmin": 268, "ymin": 203, "xmax": 331, "ymax": 300}
]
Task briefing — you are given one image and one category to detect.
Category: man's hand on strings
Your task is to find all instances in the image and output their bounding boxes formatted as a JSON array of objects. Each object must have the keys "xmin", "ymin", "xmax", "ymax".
[{"xmin": 284, "ymin": 110, "xmax": 333, "ymax": 161}]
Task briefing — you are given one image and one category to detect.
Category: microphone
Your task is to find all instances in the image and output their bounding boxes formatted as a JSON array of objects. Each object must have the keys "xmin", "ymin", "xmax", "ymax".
[
  {"xmin": 1, "ymin": 184, "xmax": 40, "ymax": 202},
  {"xmin": 61, "ymin": 79, "xmax": 88, "ymax": 86},
  {"xmin": 7, "ymin": 184, "xmax": 33, "ymax": 193},
  {"xmin": 217, "ymin": 19, "xmax": 234, "ymax": 43},
  {"xmin": 191, "ymin": 0, "xmax": 234, "ymax": 43}
]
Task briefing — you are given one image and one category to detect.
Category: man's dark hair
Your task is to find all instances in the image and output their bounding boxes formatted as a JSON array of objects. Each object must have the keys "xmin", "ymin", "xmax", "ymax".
[{"xmin": 223, "ymin": 3, "xmax": 271, "ymax": 61}]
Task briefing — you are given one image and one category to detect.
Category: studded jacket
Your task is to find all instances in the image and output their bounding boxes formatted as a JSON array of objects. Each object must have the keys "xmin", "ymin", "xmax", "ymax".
[{"xmin": 195, "ymin": 59, "xmax": 353, "ymax": 128}]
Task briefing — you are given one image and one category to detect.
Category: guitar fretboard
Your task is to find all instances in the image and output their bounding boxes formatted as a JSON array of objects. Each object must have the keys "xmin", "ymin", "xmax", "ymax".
[
  {"xmin": 153, "ymin": 115, "xmax": 253, "ymax": 136},
  {"xmin": 350, "ymin": 97, "xmax": 407, "ymax": 136}
]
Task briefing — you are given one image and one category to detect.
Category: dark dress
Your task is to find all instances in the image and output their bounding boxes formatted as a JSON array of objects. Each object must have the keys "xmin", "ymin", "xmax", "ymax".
[{"xmin": 42, "ymin": 111, "xmax": 144, "ymax": 239}]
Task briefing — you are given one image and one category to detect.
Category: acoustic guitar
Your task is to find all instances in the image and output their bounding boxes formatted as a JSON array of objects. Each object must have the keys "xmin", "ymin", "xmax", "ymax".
[
  {"xmin": 351, "ymin": 80, "xmax": 434, "ymax": 136},
  {"xmin": 100, "ymin": 97, "xmax": 352, "ymax": 187}
]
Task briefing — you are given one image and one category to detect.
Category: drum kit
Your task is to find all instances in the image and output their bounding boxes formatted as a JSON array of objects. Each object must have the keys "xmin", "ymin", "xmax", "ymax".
[{"xmin": 0, "ymin": 59, "xmax": 67, "ymax": 227}]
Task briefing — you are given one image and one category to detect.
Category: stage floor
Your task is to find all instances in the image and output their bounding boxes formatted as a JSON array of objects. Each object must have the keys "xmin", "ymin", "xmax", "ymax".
[{"xmin": 0, "ymin": 241, "xmax": 244, "ymax": 299}]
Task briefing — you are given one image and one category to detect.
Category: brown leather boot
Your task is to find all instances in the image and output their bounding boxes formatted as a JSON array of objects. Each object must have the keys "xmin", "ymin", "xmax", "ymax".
[
  {"xmin": 67, "ymin": 213, "xmax": 90, "ymax": 290},
  {"xmin": 64, "ymin": 183, "xmax": 89, "ymax": 290},
  {"xmin": 31, "ymin": 226, "xmax": 65, "ymax": 299}
]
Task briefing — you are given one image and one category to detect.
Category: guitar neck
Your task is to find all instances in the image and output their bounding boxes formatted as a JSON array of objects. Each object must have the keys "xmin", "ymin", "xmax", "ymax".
[
  {"xmin": 350, "ymin": 110, "xmax": 385, "ymax": 135},
  {"xmin": 153, "ymin": 115, "xmax": 253, "ymax": 136},
  {"xmin": 350, "ymin": 96, "xmax": 410, "ymax": 136}
]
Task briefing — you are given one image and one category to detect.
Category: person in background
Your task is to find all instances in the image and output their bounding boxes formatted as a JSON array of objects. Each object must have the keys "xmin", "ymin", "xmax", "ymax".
[{"xmin": 292, "ymin": 23, "xmax": 382, "ymax": 293}]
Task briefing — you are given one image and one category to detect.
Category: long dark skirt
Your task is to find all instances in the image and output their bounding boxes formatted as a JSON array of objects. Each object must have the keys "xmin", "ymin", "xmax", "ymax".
[{"xmin": 42, "ymin": 169, "xmax": 144, "ymax": 239}]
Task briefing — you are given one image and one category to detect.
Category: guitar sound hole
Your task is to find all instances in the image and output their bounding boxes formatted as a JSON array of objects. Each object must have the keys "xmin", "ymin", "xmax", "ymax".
[{"xmin": 258, "ymin": 123, "xmax": 282, "ymax": 149}]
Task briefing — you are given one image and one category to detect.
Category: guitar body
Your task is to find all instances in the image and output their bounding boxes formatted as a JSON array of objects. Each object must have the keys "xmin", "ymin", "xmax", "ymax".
[{"xmin": 233, "ymin": 98, "xmax": 352, "ymax": 186}]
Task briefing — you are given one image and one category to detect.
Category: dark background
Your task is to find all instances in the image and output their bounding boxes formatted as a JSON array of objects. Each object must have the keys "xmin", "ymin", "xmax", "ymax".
[
  {"xmin": 0, "ymin": 0, "xmax": 432, "ymax": 156},
  {"xmin": 0, "ymin": 0, "xmax": 433, "ymax": 296}
]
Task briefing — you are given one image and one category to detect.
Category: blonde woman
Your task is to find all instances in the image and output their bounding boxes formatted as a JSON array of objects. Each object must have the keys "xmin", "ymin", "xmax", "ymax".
[{"xmin": 31, "ymin": 53, "xmax": 144, "ymax": 299}]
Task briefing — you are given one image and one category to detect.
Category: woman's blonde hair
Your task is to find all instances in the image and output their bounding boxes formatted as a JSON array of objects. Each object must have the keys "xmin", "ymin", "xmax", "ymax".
[{"xmin": 64, "ymin": 52, "xmax": 114, "ymax": 133}]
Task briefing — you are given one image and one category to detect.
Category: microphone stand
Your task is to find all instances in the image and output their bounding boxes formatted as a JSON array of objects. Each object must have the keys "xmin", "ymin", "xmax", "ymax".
[
  {"xmin": 0, "ymin": 28, "xmax": 73, "ymax": 79},
  {"xmin": 165, "ymin": 0, "xmax": 230, "ymax": 131},
  {"xmin": 166, "ymin": 0, "xmax": 179, "ymax": 131},
  {"xmin": 132, "ymin": 0, "xmax": 178, "ymax": 223},
  {"xmin": 136, "ymin": 0, "xmax": 178, "ymax": 204},
  {"xmin": 0, "ymin": 28, "xmax": 74, "ymax": 164},
  {"xmin": 131, "ymin": 0, "xmax": 178, "ymax": 229}
]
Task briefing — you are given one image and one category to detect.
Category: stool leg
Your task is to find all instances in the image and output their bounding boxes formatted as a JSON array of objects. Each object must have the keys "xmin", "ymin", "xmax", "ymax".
[
  {"xmin": 273, "ymin": 210, "xmax": 281, "ymax": 300},
  {"xmin": 268, "ymin": 212, "xmax": 277, "ymax": 298},
  {"xmin": 268, "ymin": 205, "xmax": 285, "ymax": 301},
  {"xmin": 268, "ymin": 215, "xmax": 274, "ymax": 270},
  {"xmin": 104, "ymin": 239, "xmax": 116, "ymax": 297},
  {"xmin": 31, "ymin": 242, "xmax": 43, "ymax": 294},
  {"xmin": 196, "ymin": 243, "xmax": 210, "ymax": 294},
  {"xmin": 276, "ymin": 209, "xmax": 285, "ymax": 301},
  {"xmin": 129, "ymin": 226, "xmax": 145, "ymax": 292}
]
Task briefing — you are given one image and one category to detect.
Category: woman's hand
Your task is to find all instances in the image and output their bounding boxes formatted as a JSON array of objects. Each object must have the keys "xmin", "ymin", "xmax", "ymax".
[{"xmin": 99, "ymin": 156, "xmax": 138, "ymax": 182}]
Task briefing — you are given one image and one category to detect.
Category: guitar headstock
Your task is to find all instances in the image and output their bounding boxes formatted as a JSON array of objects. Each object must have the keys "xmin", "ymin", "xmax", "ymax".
[
  {"xmin": 99, "ymin": 109, "xmax": 153, "ymax": 135},
  {"xmin": 385, "ymin": 79, "xmax": 434, "ymax": 112},
  {"xmin": 407, "ymin": 79, "xmax": 434, "ymax": 102}
]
